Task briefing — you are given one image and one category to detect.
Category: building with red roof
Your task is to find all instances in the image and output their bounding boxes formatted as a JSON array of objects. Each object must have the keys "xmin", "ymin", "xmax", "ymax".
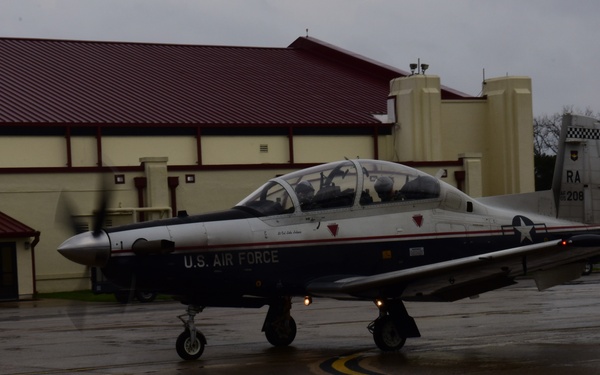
[{"xmin": 0, "ymin": 36, "xmax": 533, "ymax": 295}]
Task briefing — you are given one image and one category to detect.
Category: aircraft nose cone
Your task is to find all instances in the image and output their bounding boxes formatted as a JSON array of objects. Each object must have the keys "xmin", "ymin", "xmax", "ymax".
[{"xmin": 57, "ymin": 231, "xmax": 111, "ymax": 267}]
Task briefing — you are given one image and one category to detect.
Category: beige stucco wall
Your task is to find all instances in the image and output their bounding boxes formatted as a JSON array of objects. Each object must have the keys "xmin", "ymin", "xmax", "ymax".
[
  {"xmin": 15, "ymin": 239, "xmax": 34, "ymax": 299},
  {"xmin": 103, "ymin": 136, "xmax": 198, "ymax": 166},
  {"xmin": 482, "ymin": 77, "xmax": 535, "ymax": 196},
  {"xmin": 88, "ymin": 131, "xmax": 382, "ymax": 166},
  {"xmin": 391, "ymin": 75, "xmax": 443, "ymax": 161},
  {"xmin": 70, "ymin": 136, "xmax": 97, "ymax": 167},
  {"xmin": 389, "ymin": 74, "xmax": 534, "ymax": 197},
  {"xmin": 439, "ymin": 100, "xmax": 487, "ymax": 159},
  {"xmin": 294, "ymin": 136, "xmax": 375, "ymax": 162},
  {"xmin": 202, "ymin": 136, "xmax": 290, "ymax": 165},
  {"xmin": 0, "ymin": 137, "xmax": 67, "ymax": 167}
]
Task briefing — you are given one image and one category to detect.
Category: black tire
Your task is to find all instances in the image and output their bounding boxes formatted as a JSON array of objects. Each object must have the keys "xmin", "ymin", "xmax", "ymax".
[
  {"xmin": 372, "ymin": 315, "xmax": 406, "ymax": 351},
  {"xmin": 582, "ymin": 261, "xmax": 593, "ymax": 276},
  {"xmin": 264, "ymin": 316, "xmax": 297, "ymax": 347},
  {"xmin": 176, "ymin": 330, "xmax": 205, "ymax": 361},
  {"xmin": 135, "ymin": 291, "xmax": 157, "ymax": 303}
]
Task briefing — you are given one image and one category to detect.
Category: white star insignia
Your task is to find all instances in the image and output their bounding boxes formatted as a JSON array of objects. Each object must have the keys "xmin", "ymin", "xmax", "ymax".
[{"xmin": 514, "ymin": 218, "xmax": 533, "ymax": 242}]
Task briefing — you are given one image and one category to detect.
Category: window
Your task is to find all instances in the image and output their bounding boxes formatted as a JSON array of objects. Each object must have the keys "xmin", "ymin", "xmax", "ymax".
[
  {"xmin": 284, "ymin": 161, "xmax": 357, "ymax": 211},
  {"xmin": 360, "ymin": 160, "xmax": 440, "ymax": 204},
  {"xmin": 236, "ymin": 181, "xmax": 294, "ymax": 216}
]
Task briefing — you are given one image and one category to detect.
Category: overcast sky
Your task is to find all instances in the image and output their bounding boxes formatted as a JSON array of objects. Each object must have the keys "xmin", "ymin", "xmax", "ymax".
[{"xmin": 1, "ymin": 0, "xmax": 598, "ymax": 117}]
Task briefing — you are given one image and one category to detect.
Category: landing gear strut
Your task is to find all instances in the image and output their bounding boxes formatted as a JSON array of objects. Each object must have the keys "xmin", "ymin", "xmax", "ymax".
[
  {"xmin": 176, "ymin": 305, "xmax": 207, "ymax": 360},
  {"xmin": 262, "ymin": 296, "xmax": 297, "ymax": 347},
  {"xmin": 368, "ymin": 299, "xmax": 420, "ymax": 351}
]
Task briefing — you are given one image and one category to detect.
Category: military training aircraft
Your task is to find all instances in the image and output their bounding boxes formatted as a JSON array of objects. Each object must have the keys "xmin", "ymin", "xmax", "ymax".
[{"xmin": 58, "ymin": 114, "xmax": 600, "ymax": 360}]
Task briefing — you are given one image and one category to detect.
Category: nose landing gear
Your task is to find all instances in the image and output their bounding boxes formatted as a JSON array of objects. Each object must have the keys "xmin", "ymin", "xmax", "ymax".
[{"xmin": 176, "ymin": 305, "xmax": 207, "ymax": 360}]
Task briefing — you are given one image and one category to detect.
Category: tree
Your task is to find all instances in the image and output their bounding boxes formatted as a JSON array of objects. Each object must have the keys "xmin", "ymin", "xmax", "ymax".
[{"xmin": 533, "ymin": 112, "xmax": 561, "ymax": 156}]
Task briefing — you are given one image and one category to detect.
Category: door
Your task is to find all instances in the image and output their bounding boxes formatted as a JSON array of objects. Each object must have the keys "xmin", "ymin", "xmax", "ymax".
[{"xmin": 0, "ymin": 243, "xmax": 18, "ymax": 300}]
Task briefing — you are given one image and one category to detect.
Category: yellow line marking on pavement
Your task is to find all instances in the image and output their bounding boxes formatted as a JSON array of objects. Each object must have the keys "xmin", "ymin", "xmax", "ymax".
[{"xmin": 331, "ymin": 353, "xmax": 368, "ymax": 375}]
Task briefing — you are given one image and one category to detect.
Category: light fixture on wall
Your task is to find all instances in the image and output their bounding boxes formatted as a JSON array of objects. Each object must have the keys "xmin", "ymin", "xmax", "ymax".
[
  {"xmin": 185, "ymin": 174, "xmax": 195, "ymax": 183},
  {"xmin": 409, "ymin": 63, "xmax": 418, "ymax": 75},
  {"xmin": 114, "ymin": 174, "xmax": 125, "ymax": 184}
]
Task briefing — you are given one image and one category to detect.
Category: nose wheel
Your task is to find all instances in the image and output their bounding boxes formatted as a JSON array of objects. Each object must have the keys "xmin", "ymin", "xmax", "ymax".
[
  {"xmin": 176, "ymin": 305, "xmax": 207, "ymax": 360},
  {"xmin": 176, "ymin": 329, "xmax": 206, "ymax": 360}
]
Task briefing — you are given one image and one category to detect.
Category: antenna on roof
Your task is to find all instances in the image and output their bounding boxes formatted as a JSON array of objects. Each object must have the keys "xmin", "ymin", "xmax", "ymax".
[
  {"xmin": 306, "ymin": 28, "xmax": 309, "ymax": 38},
  {"xmin": 479, "ymin": 68, "xmax": 486, "ymax": 96}
]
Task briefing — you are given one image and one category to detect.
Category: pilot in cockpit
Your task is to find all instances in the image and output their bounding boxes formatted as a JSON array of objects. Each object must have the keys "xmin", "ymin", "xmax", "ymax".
[
  {"xmin": 374, "ymin": 176, "xmax": 398, "ymax": 202},
  {"xmin": 295, "ymin": 180, "xmax": 315, "ymax": 208}
]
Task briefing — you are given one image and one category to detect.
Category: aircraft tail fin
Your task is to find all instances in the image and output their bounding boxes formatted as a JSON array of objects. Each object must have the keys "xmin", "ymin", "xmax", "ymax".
[{"xmin": 552, "ymin": 114, "xmax": 600, "ymax": 224}]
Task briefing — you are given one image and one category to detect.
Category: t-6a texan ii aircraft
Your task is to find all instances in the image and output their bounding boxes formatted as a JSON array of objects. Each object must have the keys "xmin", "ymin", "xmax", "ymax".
[{"xmin": 58, "ymin": 114, "xmax": 600, "ymax": 360}]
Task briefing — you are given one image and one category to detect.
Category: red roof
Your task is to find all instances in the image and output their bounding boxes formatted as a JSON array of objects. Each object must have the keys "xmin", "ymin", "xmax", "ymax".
[
  {"xmin": 0, "ymin": 211, "xmax": 38, "ymax": 238},
  {"xmin": 0, "ymin": 36, "xmax": 469, "ymax": 127}
]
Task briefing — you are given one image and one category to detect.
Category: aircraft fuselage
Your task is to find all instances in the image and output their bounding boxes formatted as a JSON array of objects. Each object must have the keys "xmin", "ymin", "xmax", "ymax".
[{"xmin": 98, "ymin": 202, "xmax": 599, "ymax": 305}]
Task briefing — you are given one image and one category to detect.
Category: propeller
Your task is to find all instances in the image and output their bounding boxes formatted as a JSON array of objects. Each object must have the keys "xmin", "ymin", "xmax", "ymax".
[
  {"xmin": 91, "ymin": 171, "xmax": 112, "ymax": 237},
  {"xmin": 56, "ymin": 171, "xmax": 113, "ymax": 268},
  {"xmin": 91, "ymin": 167, "xmax": 118, "ymax": 236},
  {"xmin": 55, "ymin": 170, "xmax": 113, "ymax": 237},
  {"xmin": 54, "ymin": 167, "xmax": 139, "ymax": 332},
  {"xmin": 54, "ymin": 188, "xmax": 83, "ymax": 236}
]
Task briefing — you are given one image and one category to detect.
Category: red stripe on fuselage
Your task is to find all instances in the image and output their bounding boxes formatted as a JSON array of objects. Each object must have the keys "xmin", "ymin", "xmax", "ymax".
[{"xmin": 109, "ymin": 224, "xmax": 600, "ymax": 257}]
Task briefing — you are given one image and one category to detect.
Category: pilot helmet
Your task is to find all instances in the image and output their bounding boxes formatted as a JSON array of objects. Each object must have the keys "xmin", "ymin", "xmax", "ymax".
[
  {"xmin": 374, "ymin": 176, "xmax": 394, "ymax": 200},
  {"xmin": 295, "ymin": 180, "xmax": 314, "ymax": 202}
]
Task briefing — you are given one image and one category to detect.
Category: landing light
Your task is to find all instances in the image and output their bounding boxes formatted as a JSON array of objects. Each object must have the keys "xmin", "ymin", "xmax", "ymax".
[
  {"xmin": 304, "ymin": 296, "xmax": 312, "ymax": 306},
  {"xmin": 375, "ymin": 299, "xmax": 384, "ymax": 308}
]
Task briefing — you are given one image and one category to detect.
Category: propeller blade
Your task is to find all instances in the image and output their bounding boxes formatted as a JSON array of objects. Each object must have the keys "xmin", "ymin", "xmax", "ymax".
[
  {"xmin": 92, "ymin": 193, "xmax": 107, "ymax": 236},
  {"xmin": 92, "ymin": 172, "xmax": 113, "ymax": 237},
  {"xmin": 55, "ymin": 189, "xmax": 81, "ymax": 235}
]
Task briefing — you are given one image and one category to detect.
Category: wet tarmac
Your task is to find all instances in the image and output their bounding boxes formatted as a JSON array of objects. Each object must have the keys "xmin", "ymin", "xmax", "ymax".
[{"xmin": 1, "ymin": 274, "xmax": 600, "ymax": 374}]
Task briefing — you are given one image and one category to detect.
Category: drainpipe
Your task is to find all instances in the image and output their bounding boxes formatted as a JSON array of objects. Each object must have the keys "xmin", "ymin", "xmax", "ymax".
[
  {"xmin": 30, "ymin": 231, "xmax": 41, "ymax": 296},
  {"xmin": 288, "ymin": 126, "xmax": 294, "ymax": 164},
  {"xmin": 373, "ymin": 125, "xmax": 379, "ymax": 159},
  {"xmin": 65, "ymin": 126, "xmax": 72, "ymax": 168}
]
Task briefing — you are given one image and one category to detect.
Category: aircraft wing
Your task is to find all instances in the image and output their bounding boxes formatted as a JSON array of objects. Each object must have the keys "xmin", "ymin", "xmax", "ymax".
[{"xmin": 306, "ymin": 235, "xmax": 600, "ymax": 302}]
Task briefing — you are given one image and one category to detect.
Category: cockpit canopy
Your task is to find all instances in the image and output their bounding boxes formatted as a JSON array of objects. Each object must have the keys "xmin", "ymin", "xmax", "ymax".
[{"xmin": 236, "ymin": 159, "xmax": 441, "ymax": 216}]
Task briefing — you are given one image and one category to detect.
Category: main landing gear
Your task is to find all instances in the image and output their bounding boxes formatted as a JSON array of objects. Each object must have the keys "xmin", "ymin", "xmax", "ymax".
[
  {"xmin": 262, "ymin": 296, "xmax": 297, "ymax": 347},
  {"xmin": 173, "ymin": 298, "xmax": 415, "ymax": 360},
  {"xmin": 175, "ymin": 297, "xmax": 297, "ymax": 361},
  {"xmin": 368, "ymin": 299, "xmax": 420, "ymax": 351},
  {"xmin": 176, "ymin": 305, "xmax": 207, "ymax": 361}
]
